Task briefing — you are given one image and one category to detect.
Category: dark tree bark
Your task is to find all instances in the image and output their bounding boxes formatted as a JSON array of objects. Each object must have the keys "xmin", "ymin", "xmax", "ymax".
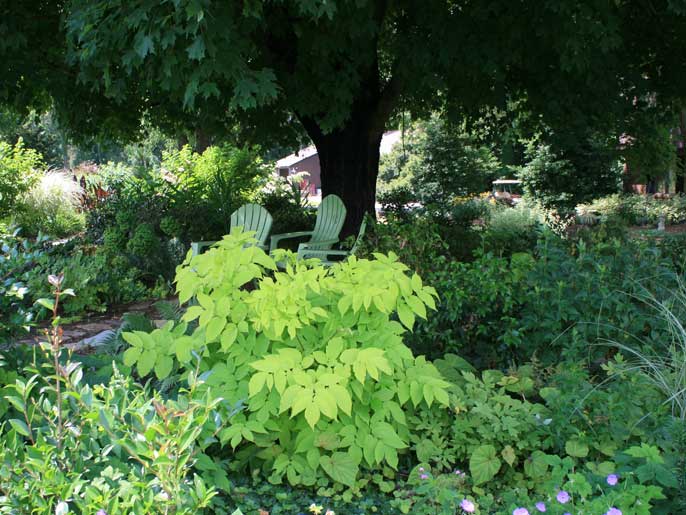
[{"xmin": 302, "ymin": 115, "xmax": 383, "ymax": 239}]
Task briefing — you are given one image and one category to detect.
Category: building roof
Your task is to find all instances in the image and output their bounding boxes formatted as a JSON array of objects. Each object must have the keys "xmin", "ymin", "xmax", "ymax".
[
  {"xmin": 275, "ymin": 145, "xmax": 318, "ymax": 168},
  {"xmin": 275, "ymin": 130, "xmax": 402, "ymax": 169}
]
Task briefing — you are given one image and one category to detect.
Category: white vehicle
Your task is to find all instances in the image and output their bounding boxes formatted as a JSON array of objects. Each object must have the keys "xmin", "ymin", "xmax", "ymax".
[{"xmin": 491, "ymin": 179, "xmax": 523, "ymax": 205}]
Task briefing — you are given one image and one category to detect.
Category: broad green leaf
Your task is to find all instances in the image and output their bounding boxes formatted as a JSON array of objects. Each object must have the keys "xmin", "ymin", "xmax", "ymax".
[
  {"xmin": 397, "ymin": 300, "xmax": 415, "ymax": 330},
  {"xmin": 372, "ymin": 422, "xmax": 407, "ymax": 449},
  {"xmin": 154, "ymin": 355, "xmax": 174, "ymax": 379},
  {"xmin": 8, "ymin": 419, "xmax": 30, "ymax": 437},
  {"xmin": 205, "ymin": 317, "xmax": 226, "ymax": 342},
  {"xmin": 248, "ymin": 372, "xmax": 267, "ymax": 397},
  {"xmin": 565, "ymin": 439, "xmax": 589, "ymax": 458},
  {"xmin": 502, "ymin": 445, "xmax": 516, "ymax": 466},
  {"xmin": 319, "ymin": 452, "xmax": 359, "ymax": 487},
  {"xmin": 137, "ymin": 349, "xmax": 156, "ymax": 377},
  {"xmin": 123, "ymin": 346, "xmax": 142, "ymax": 367},
  {"xmin": 304, "ymin": 402, "xmax": 320, "ymax": 428},
  {"xmin": 470, "ymin": 445, "xmax": 501, "ymax": 485}
]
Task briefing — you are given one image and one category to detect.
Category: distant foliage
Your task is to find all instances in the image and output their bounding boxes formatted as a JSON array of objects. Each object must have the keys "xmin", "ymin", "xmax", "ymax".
[
  {"xmin": 519, "ymin": 137, "xmax": 622, "ymax": 211},
  {"xmin": 0, "ymin": 139, "xmax": 43, "ymax": 219},
  {"xmin": 378, "ymin": 116, "xmax": 501, "ymax": 206}
]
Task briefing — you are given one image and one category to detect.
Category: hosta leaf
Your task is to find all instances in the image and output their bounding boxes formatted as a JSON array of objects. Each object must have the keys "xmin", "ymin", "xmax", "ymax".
[
  {"xmin": 123, "ymin": 346, "xmax": 142, "ymax": 367},
  {"xmin": 137, "ymin": 349, "xmax": 156, "ymax": 377},
  {"xmin": 470, "ymin": 445, "xmax": 501, "ymax": 485}
]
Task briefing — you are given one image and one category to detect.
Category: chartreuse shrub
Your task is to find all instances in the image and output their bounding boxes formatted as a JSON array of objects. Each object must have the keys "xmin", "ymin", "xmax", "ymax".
[{"xmin": 123, "ymin": 229, "xmax": 450, "ymax": 489}]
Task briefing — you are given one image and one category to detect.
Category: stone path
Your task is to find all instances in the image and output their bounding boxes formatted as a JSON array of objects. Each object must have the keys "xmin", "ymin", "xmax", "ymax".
[{"xmin": 18, "ymin": 299, "xmax": 172, "ymax": 353}]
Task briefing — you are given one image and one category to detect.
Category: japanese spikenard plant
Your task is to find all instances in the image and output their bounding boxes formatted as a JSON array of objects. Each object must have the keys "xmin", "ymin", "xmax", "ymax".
[{"xmin": 123, "ymin": 228, "xmax": 450, "ymax": 487}]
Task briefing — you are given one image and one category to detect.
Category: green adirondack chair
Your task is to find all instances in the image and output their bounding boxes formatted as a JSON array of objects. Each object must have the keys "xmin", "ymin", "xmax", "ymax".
[
  {"xmin": 269, "ymin": 194, "xmax": 346, "ymax": 253},
  {"xmin": 190, "ymin": 203, "xmax": 273, "ymax": 256},
  {"xmin": 296, "ymin": 217, "xmax": 367, "ymax": 265}
]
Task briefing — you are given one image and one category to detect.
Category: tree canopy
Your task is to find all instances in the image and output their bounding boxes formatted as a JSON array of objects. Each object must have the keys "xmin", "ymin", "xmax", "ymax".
[{"xmin": 3, "ymin": 1, "xmax": 686, "ymax": 232}]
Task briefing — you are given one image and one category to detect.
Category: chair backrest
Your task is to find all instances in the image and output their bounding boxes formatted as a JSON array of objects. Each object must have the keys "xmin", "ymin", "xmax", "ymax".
[
  {"xmin": 230, "ymin": 204, "xmax": 273, "ymax": 248},
  {"xmin": 308, "ymin": 194, "xmax": 346, "ymax": 250},
  {"xmin": 349, "ymin": 217, "xmax": 368, "ymax": 255}
]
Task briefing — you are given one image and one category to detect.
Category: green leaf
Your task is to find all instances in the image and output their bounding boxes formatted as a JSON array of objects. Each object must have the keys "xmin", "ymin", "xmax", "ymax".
[
  {"xmin": 502, "ymin": 445, "xmax": 516, "ymax": 466},
  {"xmin": 315, "ymin": 388, "xmax": 338, "ymax": 420},
  {"xmin": 319, "ymin": 452, "xmax": 359, "ymax": 487},
  {"xmin": 565, "ymin": 439, "xmax": 589, "ymax": 458},
  {"xmin": 187, "ymin": 37, "xmax": 206, "ymax": 60},
  {"xmin": 123, "ymin": 346, "xmax": 142, "ymax": 367},
  {"xmin": 372, "ymin": 422, "xmax": 407, "ymax": 449},
  {"xmin": 470, "ymin": 445, "xmax": 501, "ymax": 485},
  {"xmin": 248, "ymin": 372, "xmax": 267, "ymax": 397},
  {"xmin": 304, "ymin": 402, "xmax": 320, "ymax": 428},
  {"xmin": 205, "ymin": 317, "xmax": 226, "ymax": 342},
  {"xmin": 137, "ymin": 349, "xmax": 156, "ymax": 377},
  {"xmin": 8, "ymin": 419, "xmax": 30, "ymax": 437},
  {"xmin": 34, "ymin": 298, "xmax": 54, "ymax": 311},
  {"xmin": 134, "ymin": 33, "xmax": 154, "ymax": 58},
  {"xmin": 174, "ymin": 336, "xmax": 193, "ymax": 362},
  {"xmin": 397, "ymin": 300, "xmax": 415, "ymax": 330},
  {"xmin": 155, "ymin": 355, "xmax": 174, "ymax": 379},
  {"xmin": 329, "ymin": 385, "xmax": 352, "ymax": 416}
]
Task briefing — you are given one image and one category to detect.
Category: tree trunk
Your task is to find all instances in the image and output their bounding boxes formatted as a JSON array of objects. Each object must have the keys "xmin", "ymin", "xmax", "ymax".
[{"xmin": 309, "ymin": 119, "xmax": 383, "ymax": 239}]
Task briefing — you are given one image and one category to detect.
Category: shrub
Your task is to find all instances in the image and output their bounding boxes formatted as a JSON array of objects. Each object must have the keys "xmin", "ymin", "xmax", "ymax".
[
  {"xmin": 402, "ymin": 236, "xmax": 683, "ymax": 367},
  {"xmin": 0, "ymin": 138, "xmax": 43, "ymax": 219},
  {"xmin": 481, "ymin": 205, "xmax": 542, "ymax": 256},
  {"xmin": 13, "ymin": 170, "xmax": 86, "ymax": 237},
  {"xmin": 0, "ymin": 281, "xmax": 230, "ymax": 514},
  {"xmin": 378, "ymin": 116, "xmax": 501, "ymax": 205},
  {"xmin": 122, "ymin": 229, "xmax": 450, "ymax": 489},
  {"xmin": 519, "ymin": 140, "xmax": 622, "ymax": 212}
]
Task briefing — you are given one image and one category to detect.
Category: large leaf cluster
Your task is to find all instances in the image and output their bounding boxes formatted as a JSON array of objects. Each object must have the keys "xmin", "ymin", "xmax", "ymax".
[{"xmin": 123, "ymin": 229, "xmax": 450, "ymax": 487}]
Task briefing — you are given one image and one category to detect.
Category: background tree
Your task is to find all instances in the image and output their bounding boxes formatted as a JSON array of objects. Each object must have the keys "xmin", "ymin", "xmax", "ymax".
[{"xmin": 4, "ymin": 1, "xmax": 686, "ymax": 233}]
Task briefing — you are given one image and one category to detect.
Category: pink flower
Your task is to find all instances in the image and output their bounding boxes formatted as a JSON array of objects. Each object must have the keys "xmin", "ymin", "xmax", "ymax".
[
  {"xmin": 420, "ymin": 473, "xmax": 429, "ymax": 480},
  {"xmin": 535, "ymin": 502, "xmax": 546, "ymax": 512},
  {"xmin": 513, "ymin": 509, "xmax": 530, "ymax": 515},
  {"xmin": 556, "ymin": 491, "xmax": 570, "ymax": 504},
  {"xmin": 606, "ymin": 474, "xmax": 619, "ymax": 486},
  {"xmin": 460, "ymin": 499, "xmax": 475, "ymax": 513},
  {"xmin": 605, "ymin": 509, "xmax": 622, "ymax": 515}
]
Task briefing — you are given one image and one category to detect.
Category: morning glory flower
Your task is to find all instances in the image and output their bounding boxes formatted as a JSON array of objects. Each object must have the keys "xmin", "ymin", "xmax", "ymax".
[
  {"xmin": 605, "ymin": 509, "xmax": 622, "ymax": 515},
  {"xmin": 420, "ymin": 473, "xmax": 429, "ymax": 480},
  {"xmin": 513, "ymin": 509, "xmax": 530, "ymax": 515},
  {"xmin": 460, "ymin": 499, "xmax": 475, "ymax": 513},
  {"xmin": 556, "ymin": 491, "xmax": 570, "ymax": 504},
  {"xmin": 535, "ymin": 502, "xmax": 546, "ymax": 512},
  {"xmin": 607, "ymin": 474, "xmax": 619, "ymax": 486},
  {"xmin": 96, "ymin": 511, "xmax": 108, "ymax": 515}
]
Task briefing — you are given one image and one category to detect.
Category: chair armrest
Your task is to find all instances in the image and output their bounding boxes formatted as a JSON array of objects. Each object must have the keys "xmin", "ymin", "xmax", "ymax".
[
  {"xmin": 298, "ymin": 238, "xmax": 339, "ymax": 251},
  {"xmin": 297, "ymin": 248, "xmax": 351, "ymax": 259},
  {"xmin": 191, "ymin": 240, "xmax": 219, "ymax": 256},
  {"xmin": 269, "ymin": 231, "xmax": 313, "ymax": 252}
]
